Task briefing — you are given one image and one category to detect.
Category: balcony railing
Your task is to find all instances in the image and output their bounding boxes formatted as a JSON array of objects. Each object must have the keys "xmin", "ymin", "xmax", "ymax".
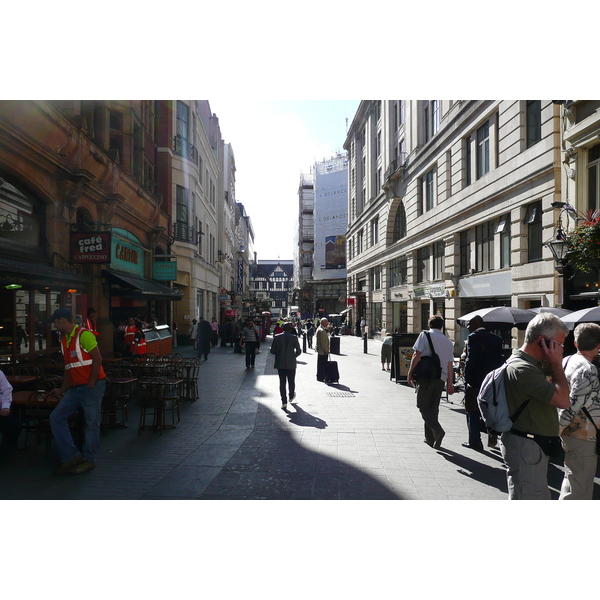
[
  {"xmin": 384, "ymin": 152, "xmax": 408, "ymax": 182},
  {"xmin": 172, "ymin": 222, "xmax": 199, "ymax": 245},
  {"xmin": 173, "ymin": 135, "xmax": 199, "ymax": 164}
]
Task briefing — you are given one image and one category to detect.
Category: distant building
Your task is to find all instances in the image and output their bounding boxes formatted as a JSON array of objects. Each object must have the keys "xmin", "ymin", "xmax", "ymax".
[
  {"xmin": 251, "ymin": 260, "xmax": 294, "ymax": 318},
  {"xmin": 293, "ymin": 154, "xmax": 348, "ymax": 319}
]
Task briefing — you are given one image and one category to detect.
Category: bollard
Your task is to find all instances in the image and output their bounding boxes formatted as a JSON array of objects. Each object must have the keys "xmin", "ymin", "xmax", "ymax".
[
  {"xmin": 302, "ymin": 333, "xmax": 307, "ymax": 353},
  {"xmin": 363, "ymin": 332, "xmax": 367, "ymax": 354}
]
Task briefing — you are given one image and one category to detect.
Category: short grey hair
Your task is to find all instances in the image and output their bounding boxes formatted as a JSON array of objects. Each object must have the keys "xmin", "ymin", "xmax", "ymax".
[
  {"xmin": 574, "ymin": 322, "xmax": 600, "ymax": 351},
  {"xmin": 524, "ymin": 312, "xmax": 569, "ymax": 344}
]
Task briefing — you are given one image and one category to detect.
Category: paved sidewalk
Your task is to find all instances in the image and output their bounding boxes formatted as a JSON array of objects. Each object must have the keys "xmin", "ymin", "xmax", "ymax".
[{"xmin": 0, "ymin": 334, "xmax": 575, "ymax": 500}]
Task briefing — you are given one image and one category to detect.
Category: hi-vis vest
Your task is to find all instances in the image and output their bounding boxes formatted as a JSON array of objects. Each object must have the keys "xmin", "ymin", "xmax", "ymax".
[
  {"xmin": 123, "ymin": 325, "xmax": 136, "ymax": 345},
  {"xmin": 62, "ymin": 326, "xmax": 106, "ymax": 387},
  {"xmin": 84, "ymin": 317, "xmax": 98, "ymax": 336},
  {"xmin": 135, "ymin": 335, "xmax": 147, "ymax": 355}
]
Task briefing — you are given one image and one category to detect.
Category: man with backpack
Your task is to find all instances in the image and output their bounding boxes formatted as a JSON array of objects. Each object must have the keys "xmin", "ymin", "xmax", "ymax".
[
  {"xmin": 408, "ymin": 315, "xmax": 455, "ymax": 449},
  {"xmin": 501, "ymin": 313, "xmax": 571, "ymax": 500},
  {"xmin": 463, "ymin": 315, "xmax": 504, "ymax": 450}
]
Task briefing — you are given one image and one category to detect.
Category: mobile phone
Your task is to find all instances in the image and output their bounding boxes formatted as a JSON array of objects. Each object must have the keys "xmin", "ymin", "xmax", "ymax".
[{"xmin": 540, "ymin": 337, "xmax": 552, "ymax": 348}]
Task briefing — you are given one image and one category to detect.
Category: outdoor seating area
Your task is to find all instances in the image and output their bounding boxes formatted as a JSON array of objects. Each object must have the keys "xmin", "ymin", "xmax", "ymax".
[{"xmin": 1, "ymin": 352, "xmax": 202, "ymax": 458}]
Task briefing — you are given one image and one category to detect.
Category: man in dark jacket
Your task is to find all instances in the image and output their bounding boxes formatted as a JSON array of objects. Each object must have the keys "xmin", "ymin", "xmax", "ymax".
[
  {"xmin": 463, "ymin": 315, "xmax": 505, "ymax": 450},
  {"xmin": 271, "ymin": 322, "xmax": 302, "ymax": 409},
  {"xmin": 196, "ymin": 317, "xmax": 213, "ymax": 360}
]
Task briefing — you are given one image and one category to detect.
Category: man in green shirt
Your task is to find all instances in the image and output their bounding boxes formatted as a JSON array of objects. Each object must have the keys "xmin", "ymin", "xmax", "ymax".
[{"xmin": 502, "ymin": 313, "xmax": 571, "ymax": 500}]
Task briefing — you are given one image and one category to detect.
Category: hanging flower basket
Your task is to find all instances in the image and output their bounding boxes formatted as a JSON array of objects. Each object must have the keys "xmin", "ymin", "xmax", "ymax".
[{"xmin": 565, "ymin": 210, "xmax": 600, "ymax": 273}]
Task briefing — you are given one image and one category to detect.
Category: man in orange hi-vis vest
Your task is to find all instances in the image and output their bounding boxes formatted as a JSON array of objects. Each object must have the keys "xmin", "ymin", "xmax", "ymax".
[{"xmin": 48, "ymin": 308, "xmax": 107, "ymax": 476}]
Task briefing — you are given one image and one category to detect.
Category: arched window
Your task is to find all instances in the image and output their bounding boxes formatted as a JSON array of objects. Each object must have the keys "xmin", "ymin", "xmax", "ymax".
[{"xmin": 392, "ymin": 203, "xmax": 407, "ymax": 242}]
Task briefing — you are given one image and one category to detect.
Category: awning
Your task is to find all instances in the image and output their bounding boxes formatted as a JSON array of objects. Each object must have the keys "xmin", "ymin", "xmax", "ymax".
[
  {"xmin": 103, "ymin": 269, "xmax": 183, "ymax": 301},
  {"xmin": 340, "ymin": 306, "xmax": 353, "ymax": 315},
  {"xmin": 0, "ymin": 257, "xmax": 90, "ymax": 289}
]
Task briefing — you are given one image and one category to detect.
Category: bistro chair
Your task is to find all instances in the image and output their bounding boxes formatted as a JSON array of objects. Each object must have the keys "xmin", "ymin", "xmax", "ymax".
[
  {"xmin": 14, "ymin": 366, "xmax": 40, "ymax": 377},
  {"xmin": 136, "ymin": 377, "xmax": 168, "ymax": 435},
  {"xmin": 161, "ymin": 365, "xmax": 183, "ymax": 425},
  {"xmin": 166, "ymin": 352, "xmax": 183, "ymax": 360},
  {"xmin": 34, "ymin": 375, "xmax": 63, "ymax": 392},
  {"xmin": 102, "ymin": 368, "xmax": 135, "ymax": 428},
  {"xmin": 21, "ymin": 391, "xmax": 77, "ymax": 456},
  {"xmin": 178, "ymin": 358, "xmax": 201, "ymax": 402}
]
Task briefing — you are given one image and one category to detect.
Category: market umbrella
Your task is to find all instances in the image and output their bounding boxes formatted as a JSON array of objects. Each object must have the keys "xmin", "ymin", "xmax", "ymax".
[
  {"xmin": 456, "ymin": 306, "xmax": 536, "ymax": 330},
  {"xmin": 559, "ymin": 306, "xmax": 600, "ymax": 330},
  {"xmin": 528, "ymin": 307, "xmax": 573, "ymax": 317}
]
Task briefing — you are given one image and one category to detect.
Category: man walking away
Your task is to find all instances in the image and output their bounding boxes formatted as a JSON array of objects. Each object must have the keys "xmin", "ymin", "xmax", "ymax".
[
  {"xmin": 316, "ymin": 318, "xmax": 330, "ymax": 382},
  {"xmin": 501, "ymin": 312, "xmax": 570, "ymax": 500},
  {"xmin": 271, "ymin": 322, "xmax": 302, "ymax": 409},
  {"xmin": 463, "ymin": 315, "xmax": 504, "ymax": 450},
  {"xmin": 408, "ymin": 315, "xmax": 455, "ymax": 449}
]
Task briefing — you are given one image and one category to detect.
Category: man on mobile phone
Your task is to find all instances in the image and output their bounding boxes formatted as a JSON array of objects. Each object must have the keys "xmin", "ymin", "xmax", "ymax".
[{"xmin": 501, "ymin": 312, "xmax": 571, "ymax": 500}]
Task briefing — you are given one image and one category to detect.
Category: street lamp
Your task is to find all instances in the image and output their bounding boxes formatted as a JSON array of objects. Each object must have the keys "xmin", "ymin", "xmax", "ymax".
[{"xmin": 545, "ymin": 201, "xmax": 578, "ymax": 275}]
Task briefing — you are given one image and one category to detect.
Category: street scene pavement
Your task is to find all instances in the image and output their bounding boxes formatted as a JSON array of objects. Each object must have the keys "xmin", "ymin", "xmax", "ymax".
[{"xmin": 0, "ymin": 334, "xmax": 577, "ymax": 500}]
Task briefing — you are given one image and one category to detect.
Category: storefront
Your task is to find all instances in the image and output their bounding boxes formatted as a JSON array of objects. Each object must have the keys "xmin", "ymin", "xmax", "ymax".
[{"xmin": 102, "ymin": 228, "xmax": 182, "ymax": 355}]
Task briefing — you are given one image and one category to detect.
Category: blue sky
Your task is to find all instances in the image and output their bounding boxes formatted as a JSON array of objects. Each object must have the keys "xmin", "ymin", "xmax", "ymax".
[{"xmin": 211, "ymin": 100, "xmax": 361, "ymax": 260}]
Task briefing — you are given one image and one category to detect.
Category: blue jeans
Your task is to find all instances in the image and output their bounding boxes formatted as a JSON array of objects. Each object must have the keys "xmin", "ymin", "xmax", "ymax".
[{"xmin": 49, "ymin": 378, "xmax": 106, "ymax": 463}]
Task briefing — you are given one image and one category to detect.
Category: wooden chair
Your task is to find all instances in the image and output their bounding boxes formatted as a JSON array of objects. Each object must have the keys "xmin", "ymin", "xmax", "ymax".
[
  {"xmin": 14, "ymin": 366, "xmax": 40, "ymax": 377},
  {"xmin": 161, "ymin": 366, "xmax": 183, "ymax": 425},
  {"xmin": 34, "ymin": 375, "xmax": 63, "ymax": 392},
  {"xmin": 136, "ymin": 377, "xmax": 168, "ymax": 435}
]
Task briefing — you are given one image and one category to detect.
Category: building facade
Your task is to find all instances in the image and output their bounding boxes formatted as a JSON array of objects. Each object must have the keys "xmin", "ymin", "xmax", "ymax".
[
  {"xmin": 345, "ymin": 100, "xmax": 563, "ymax": 351},
  {"xmin": 0, "ymin": 100, "xmax": 181, "ymax": 362},
  {"xmin": 293, "ymin": 172, "xmax": 314, "ymax": 315}
]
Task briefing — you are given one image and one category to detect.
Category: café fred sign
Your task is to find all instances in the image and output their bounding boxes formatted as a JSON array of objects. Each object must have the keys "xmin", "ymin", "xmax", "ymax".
[{"xmin": 71, "ymin": 232, "xmax": 111, "ymax": 264}]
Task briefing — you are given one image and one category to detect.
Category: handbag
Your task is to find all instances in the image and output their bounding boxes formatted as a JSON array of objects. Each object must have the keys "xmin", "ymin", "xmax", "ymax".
[
  {"xmin": 581, "ymin": 406, "xmax": 600, "ymax": 455},
  {"xmin": 413, "ymin": 332, "xmax": 442, "ymax": 380}
]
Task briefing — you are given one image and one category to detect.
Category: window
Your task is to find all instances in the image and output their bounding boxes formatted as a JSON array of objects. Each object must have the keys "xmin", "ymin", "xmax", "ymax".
[
  {"xmin": 357, "ymin": 229, "xmax": 364, "ymax": 254},
  {"xmin": 477, "ymin": 121, "xmax": 490, "ymax": 179},
  {"xmin": 392, "ymin": 203, "xmax": 407, "ymax": 242},
  {"xmin": 175, "ymin": 185, "xmax": 189, "ymax": 224},
  {"xmin": 526, "ymin": 101, "xmax": 542, "ymax": 148},
  {"xmin": 459, "ymin": 230, "xmax": 470, "ymax": 275},
  {"xmin": 389, "ymin": 256, "xmax": 407, "ymax": 286},
  {"xmin": 371, "ymin": 265, "xmax": 381, "ymax": 290},
  {"xmin": 497, "ymin": 214, "xmax": 511, "ymax": 268},
  {"xmin": 371, "ymin": 216, "xmax": 379, "ymax": 246},
  {"xmin": 464, "ymin": 136, "xmax": 472, "ymax": 187},
  {"xmin": 475, "ymin": 220, "xmax": 494, "ymax": 272},
  {"xmin": 425, "ymin": 169, "xmax": 435, "ymax": 211},
  {"xmin": 525, "ymin": 201, "xmax": 543, "ymax": 263},
  {"xmin": 587, "ymin": 143, "xmax": 600, "ymax": 212},
  {"xmin": 176, "ymin": 101, "xmax": 189, "ymax": 140},
  {"xmin": 475, "ymin": 124, "xmax": 489, "ymax": 171},
  {"xmin": 432, "ymin": 100, "xmax": 440, "ymax": 135},
  {"xmin": 416, "ymin": 246, "xmax": 430, "ymax": 283},
  {"xmin": 433, "ymin": 241, "xmax": 445, "ymax": 280}
]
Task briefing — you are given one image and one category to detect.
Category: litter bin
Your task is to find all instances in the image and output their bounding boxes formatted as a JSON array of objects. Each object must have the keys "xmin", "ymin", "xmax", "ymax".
[{"xmin": 330, "ymin": 335, "xmax": 340, "ymax": 355}]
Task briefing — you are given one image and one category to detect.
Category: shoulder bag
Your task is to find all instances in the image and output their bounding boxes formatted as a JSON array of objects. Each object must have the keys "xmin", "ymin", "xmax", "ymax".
[{"xmin": 413, "ymin": 331, "xmax": 442, "ymax": 380}]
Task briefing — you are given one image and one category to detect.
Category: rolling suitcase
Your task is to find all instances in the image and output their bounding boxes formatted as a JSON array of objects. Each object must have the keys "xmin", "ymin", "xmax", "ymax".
[{"xmin": 324, "ymin": 356, "xmax": 339, "ymax": 384}]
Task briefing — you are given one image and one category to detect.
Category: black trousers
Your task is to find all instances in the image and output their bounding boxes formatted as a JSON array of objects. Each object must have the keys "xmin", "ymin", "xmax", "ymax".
[
  {"xmin": 0, "ymin": 410, "xmax": 22, "ymax": 451},
  {"xmin": 317, "ymin": 353, "xmax": 328, "ymax": 381},
  {"xmin": 277, "ymin": 368, "xmax": 296, "ymax": 401}
]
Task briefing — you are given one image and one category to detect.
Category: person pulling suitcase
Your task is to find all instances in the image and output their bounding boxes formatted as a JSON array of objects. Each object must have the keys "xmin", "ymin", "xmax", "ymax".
[{"xmin": 316, "ymin": 317, "xmax": 330, "ymax": 383}]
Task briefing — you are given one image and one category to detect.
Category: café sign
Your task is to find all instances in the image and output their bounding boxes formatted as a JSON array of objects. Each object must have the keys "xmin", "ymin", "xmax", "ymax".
[{"xmin": 70, "ymin": 232, "xmax": 111, "ymax": 264}]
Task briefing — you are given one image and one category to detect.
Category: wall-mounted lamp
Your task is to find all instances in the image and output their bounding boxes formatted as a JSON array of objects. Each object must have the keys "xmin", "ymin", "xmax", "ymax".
[
  {"xmin": 5, "ymin": 284, "xmax": 21, "ymax": 290},
  {"xmin": 545, "ymin": 202, "xmax": 578, "ymax": 275}
]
